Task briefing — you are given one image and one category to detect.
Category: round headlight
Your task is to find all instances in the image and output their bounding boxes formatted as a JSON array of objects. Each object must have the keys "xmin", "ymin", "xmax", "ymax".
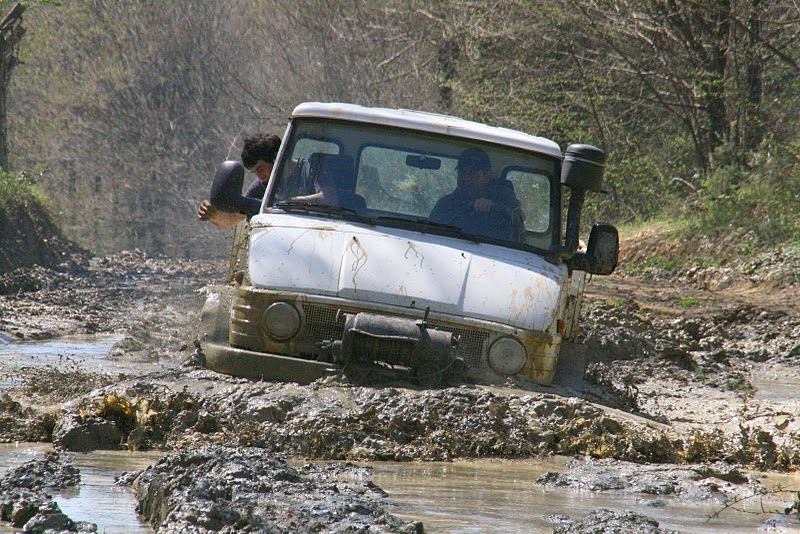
[
  {"xmin": 487, "ymin": 337, "xmax": 527, "ymax": 375},
  {"xmin": 261, "ymin": 302, "xmax": 301, "ymax": 341}
]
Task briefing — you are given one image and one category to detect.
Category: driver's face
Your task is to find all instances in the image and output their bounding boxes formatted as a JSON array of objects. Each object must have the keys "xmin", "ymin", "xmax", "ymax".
[
  {"xmin": 248, "ymin": 160, "xmax": 273, "ymax": 184},
  {"xmin": 458, "ymin": 168, "xmax": 491, "ymax": 195}
]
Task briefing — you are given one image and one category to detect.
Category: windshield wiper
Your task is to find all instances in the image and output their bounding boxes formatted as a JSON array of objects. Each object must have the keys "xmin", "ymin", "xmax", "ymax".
[
  {"xmin": 274, "ymin": 200, "xmax": 366, "ymax": 220},
  {"xmin": 372, "ymin": 215, "xmax": 477, "ymax": 240}
]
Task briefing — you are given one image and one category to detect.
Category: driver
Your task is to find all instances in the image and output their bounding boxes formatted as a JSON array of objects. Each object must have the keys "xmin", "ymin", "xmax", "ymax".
[{"xmin": 429, "ymin": 148, "xmax": 523, "ymax": 241}]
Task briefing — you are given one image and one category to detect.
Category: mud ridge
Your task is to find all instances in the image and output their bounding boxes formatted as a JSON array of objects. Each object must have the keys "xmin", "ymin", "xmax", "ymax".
[{"xmin": 126, "ymin": 445, "xmax": 422, "ymax": 533}]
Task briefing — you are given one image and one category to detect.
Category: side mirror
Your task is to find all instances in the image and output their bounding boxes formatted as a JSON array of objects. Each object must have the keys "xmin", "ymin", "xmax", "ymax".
[
  {"xmin": 561, "ymin": 144, "xmax": 606, "ymax": 192},
  {"xmin": 572, "ymin": 223, "xmax": 619, "ymax": 275},
  {"xmin": 209, "ymin": 160, "xmax": 261, "ymax": 218}
]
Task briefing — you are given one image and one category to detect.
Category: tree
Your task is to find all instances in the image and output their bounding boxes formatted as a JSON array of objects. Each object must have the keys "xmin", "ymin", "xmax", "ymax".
[
  {"xmin": 569, "ymin": 0, "xmax": 800, "ymax": 169},
  {"xmin": 7, "ymin": 0, "xmax": 439, "ymax": 256}
]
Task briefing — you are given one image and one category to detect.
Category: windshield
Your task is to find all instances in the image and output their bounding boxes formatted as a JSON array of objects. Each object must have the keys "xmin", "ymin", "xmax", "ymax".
[{"xmin": 268, "ymin": 118, "xmax": 560, "ymax": 251}]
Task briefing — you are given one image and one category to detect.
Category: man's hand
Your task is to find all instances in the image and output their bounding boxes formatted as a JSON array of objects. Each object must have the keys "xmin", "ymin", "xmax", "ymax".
[
  {"xmin": 473, "ymin": 198, "xmax": 494, "ymax": 213},
  {"xmin": 197, "ymin": 200, "xmax": 246, "ymax": 229},
  {"xmin": 197, "ymin": 200, "xmax": 216, "ymax": 220}
]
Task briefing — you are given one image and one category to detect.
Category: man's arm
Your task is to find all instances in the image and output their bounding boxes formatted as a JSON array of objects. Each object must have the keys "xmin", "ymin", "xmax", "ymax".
[{"xmin": 197, "ymin": 200, "xmax": 246, "ymax": 229}]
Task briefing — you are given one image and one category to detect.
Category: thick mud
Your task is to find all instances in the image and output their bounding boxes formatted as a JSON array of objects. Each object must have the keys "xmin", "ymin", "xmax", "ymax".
[
  {"xmin": 125, "ymin": 445, "xmax": 421, "ymax": 533},
  {"xmin": 537, "ymin": 458, "xmax": 758, "ymax": 502},
  {"xmin": 552, "ymin": 509, "xmax": 677, "ymax": 534},
  {"xmin": 1, "ymin": 248, "xmax": 799, "ymax": 531},
  {"xmin": 0, "ymin": 451, "xmax": 96, "ymax": 532}
]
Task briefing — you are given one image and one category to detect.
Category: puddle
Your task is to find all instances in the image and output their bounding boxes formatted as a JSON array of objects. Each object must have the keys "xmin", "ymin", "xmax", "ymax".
[
  {"xmin": 2, "ymin": 445, "xmax": 797, "ymax": 533},
  {"xmin": 0, "ymin": 443, "xmax": 159, "ymax": 534},
  {"xmin": 0, "ymin": 335, "xmax": 170, "ymax": 393},
  {"xmin": 368, "ymin": 459, "xmax": 800, "ymax": 533}
]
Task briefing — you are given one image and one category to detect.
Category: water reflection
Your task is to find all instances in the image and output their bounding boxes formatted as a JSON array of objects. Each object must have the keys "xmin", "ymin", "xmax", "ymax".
[
  {"xmin": 368, "ymin": 459, "xmax": 798, "ymax": 533},
  {"xmin": 0, "ymin": 443, "xmax": 159, "ymax": 534}
]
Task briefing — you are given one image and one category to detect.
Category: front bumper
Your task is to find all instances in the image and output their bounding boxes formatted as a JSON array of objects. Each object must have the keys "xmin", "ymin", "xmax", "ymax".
[
  {"xmin": 203, "ymin": 341, "xmax": 340, "ymax": 384},
  {"xmin": 228, "ymin": 286, "xmax": 563, "ymax": 385}
]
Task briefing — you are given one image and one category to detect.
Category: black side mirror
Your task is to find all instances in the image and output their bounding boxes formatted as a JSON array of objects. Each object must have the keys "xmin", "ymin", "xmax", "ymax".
[
  {"xmin": 209, "ymin": 160, "xmax": 261, "ymax": 218},
  {"xmin": 561, "ymin": 144, "xmax": 606, "ymax": 192},
  {"xmin": 572, "ymin": 223, "xmax": 619, "ymax": 275}
]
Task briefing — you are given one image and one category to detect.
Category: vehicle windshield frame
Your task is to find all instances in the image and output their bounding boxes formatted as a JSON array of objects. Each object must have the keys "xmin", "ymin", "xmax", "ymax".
[{"xmin": 264, "ymin": 117, "xmax": 562, "ymax": 255}]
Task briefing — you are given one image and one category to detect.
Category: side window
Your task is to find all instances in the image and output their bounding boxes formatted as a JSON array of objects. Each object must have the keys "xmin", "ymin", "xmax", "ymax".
[
  {"xmin": 291, "ymin": 138, "xmax": 339, "ymax": 160},
  {"xmin": 357, "ymin": 146, "xmax": 457, "ymax": 217},
  {"xmin": 274, "ymin": 138, "xmax": 341, "ymax": 200},
  {"xmin": 505, "ymin": 169, "xmax": 551, "ymax": 234}
]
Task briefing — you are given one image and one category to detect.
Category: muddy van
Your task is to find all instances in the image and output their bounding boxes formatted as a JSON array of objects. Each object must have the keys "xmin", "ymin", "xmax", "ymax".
[{"xmin": 198, "ymin": 103, "xmax": 618, "ymax": 386}]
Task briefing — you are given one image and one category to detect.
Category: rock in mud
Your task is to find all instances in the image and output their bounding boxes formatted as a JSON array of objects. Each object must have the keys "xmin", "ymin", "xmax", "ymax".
[
  {"xmin": 553, "ymin": 509, "xmax": 677, "ymax": 533},
  {"xmin": 131, "ymin": 445, "xmax": 422, "ymax": 533},
  {"xmin": 0, "ymin": 393, "xmax": 56, "ymax": 443},
  {"xmin": 537, "ymin": 458, "xmax": 757, "ymax": 502},
  {"xmin": 0, "ymin": 451, "xmax": 80, "ymax": 490},
  {"xmin": 52, "ymin": 414, "xmax": 125, "ymax": 452},
  {"xmin": 0, "ymin": 451, "xmax": 96, "ymax": 532}
]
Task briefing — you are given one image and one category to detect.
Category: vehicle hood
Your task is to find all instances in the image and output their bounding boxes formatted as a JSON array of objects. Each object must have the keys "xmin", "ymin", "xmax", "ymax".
[{"xmin": 248, "ymin": 213, "xmax": 567, "ymax": 331}]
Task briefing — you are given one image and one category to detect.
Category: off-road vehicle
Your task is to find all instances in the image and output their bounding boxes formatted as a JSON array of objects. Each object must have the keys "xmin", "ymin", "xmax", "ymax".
[{"xmin": 198, "ymin": 102, "xmax": 617, "ymax": 385}]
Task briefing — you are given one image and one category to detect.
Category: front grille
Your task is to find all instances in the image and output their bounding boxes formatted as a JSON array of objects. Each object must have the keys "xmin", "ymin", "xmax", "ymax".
[
  {"xmin": 298, "ymin": 305, "xmax": 345, "ymax": 343},
  {"xmin": 299, "ymin": 303, "xmax": 488, "ymax": 369},
  {"xmin": 443, "ymin": 326, "xmax": 488, "ymax": 368}
]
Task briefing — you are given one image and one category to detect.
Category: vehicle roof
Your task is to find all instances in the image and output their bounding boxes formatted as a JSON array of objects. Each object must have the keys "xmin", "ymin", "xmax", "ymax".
[{"xmin": 291, "ymin": 102, "xmax": 562, "ymax": 158}]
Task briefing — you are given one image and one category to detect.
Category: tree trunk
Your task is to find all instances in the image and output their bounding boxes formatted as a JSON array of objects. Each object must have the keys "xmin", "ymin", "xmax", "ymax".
[
  {"xmin": 0, "ymin": 3, "xmax": 25, "ymax": 171},
  {"xmin": 744, "ymin": 0, "xmax": 764, "ymax": 151},
  {"xmin": 703, "ymin": 0, "xmax": 731, "ymax": 168}
]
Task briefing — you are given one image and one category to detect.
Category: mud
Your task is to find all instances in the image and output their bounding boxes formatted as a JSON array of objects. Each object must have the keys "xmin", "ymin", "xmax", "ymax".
[
  {"xmin": 0, "ymin": 451, "xmax": 96, "ymax": 532},
  {"xmin": 0, "ymin": 249, "xmax": 222, "ymax": 341},
  {"xmin": 0, "ymin": 393, "xmax": 56, "ymax": 443},
  {"xmin": 1, "ymin": 247, "xmax": 799, "ymax": 531},
  {"xmin": 552, "ymin": 509, "xmax": 677, "ymax": 534},
  {"xmin": 54, "ymin": 377, "xmax": 673, "ymax": 462},
  {"xmin": 537, "ymin": 457, "xmax": 757, "ymax": 502},
  {"xmin": 123, "ymin": 445, "xmax": 421, "ymax": 533}
]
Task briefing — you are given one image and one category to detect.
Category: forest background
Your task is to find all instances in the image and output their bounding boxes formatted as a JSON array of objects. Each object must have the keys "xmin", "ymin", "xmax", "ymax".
[{"xmin": 2, "ymin": 0, "xmax": 799, "ymax": 268}]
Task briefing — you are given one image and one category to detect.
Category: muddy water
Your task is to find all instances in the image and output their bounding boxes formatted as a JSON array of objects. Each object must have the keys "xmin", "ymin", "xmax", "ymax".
[
  {"xmin": 0, "ymin": 335, "xmax": 168, "ymax": 391},
  {"xmin": 368, "ymin": 459, "xmax": 799, "ymax": 533},
  {"xmin": 0, "ymin": 443, "xmax": 159, "ymax": 534},
  {"xmin": 3, "ymin": 447, "xmax": 795, "ymax": 534}
]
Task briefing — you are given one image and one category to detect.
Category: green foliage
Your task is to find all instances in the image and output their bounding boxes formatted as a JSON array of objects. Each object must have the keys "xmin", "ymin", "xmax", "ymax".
[
  {"xmin": 19, "ymin": 0, "xmax": 61, "ymax": 6},
  {"xmin": 0, "ymin": 170, "xmax": 47, "ymax": 210},
  {"xmin": 675, "ymin": 296, "xmax": 699, "ymax": 308},
  {"xmin": 725, "ymin": 378, "xmax": 755, "ymax": 396},
  {"xmin": 688, "ymin": 141, "xmax": 800, "ymax": 249}
]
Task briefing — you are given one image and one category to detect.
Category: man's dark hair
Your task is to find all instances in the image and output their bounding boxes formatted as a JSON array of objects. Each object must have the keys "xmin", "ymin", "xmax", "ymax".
[
  {"xmin": 241, "ymin": 133, "xmax": 281, "ymax": 168},
  {"xmin": 457, "ymin": 147, "xmax": 491, "ymax": 173}
]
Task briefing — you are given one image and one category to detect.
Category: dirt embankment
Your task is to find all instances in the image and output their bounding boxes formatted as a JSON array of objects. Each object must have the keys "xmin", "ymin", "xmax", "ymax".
[
  {"xmin": 0, "ymin": 195, "xmax": 81, "ymax": 281},
  {"xmin": 0, "ymin": 239, "xmax": 798, "ymax": 531}
]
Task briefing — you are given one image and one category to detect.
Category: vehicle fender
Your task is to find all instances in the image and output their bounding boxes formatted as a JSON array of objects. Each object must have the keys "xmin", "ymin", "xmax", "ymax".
[
  {"xmin": 563, "ymin": 270, "xmax": 586, "ymax": 340},
  {"xmin": 198, "ymin": 285, "xmax": 234, "ymax": 345}
]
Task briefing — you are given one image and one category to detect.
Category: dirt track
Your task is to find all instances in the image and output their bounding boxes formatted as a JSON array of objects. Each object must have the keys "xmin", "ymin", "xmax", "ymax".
[{"xmin": 1, "ymin": 249, "xmax": 799, "ymax": 531}]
